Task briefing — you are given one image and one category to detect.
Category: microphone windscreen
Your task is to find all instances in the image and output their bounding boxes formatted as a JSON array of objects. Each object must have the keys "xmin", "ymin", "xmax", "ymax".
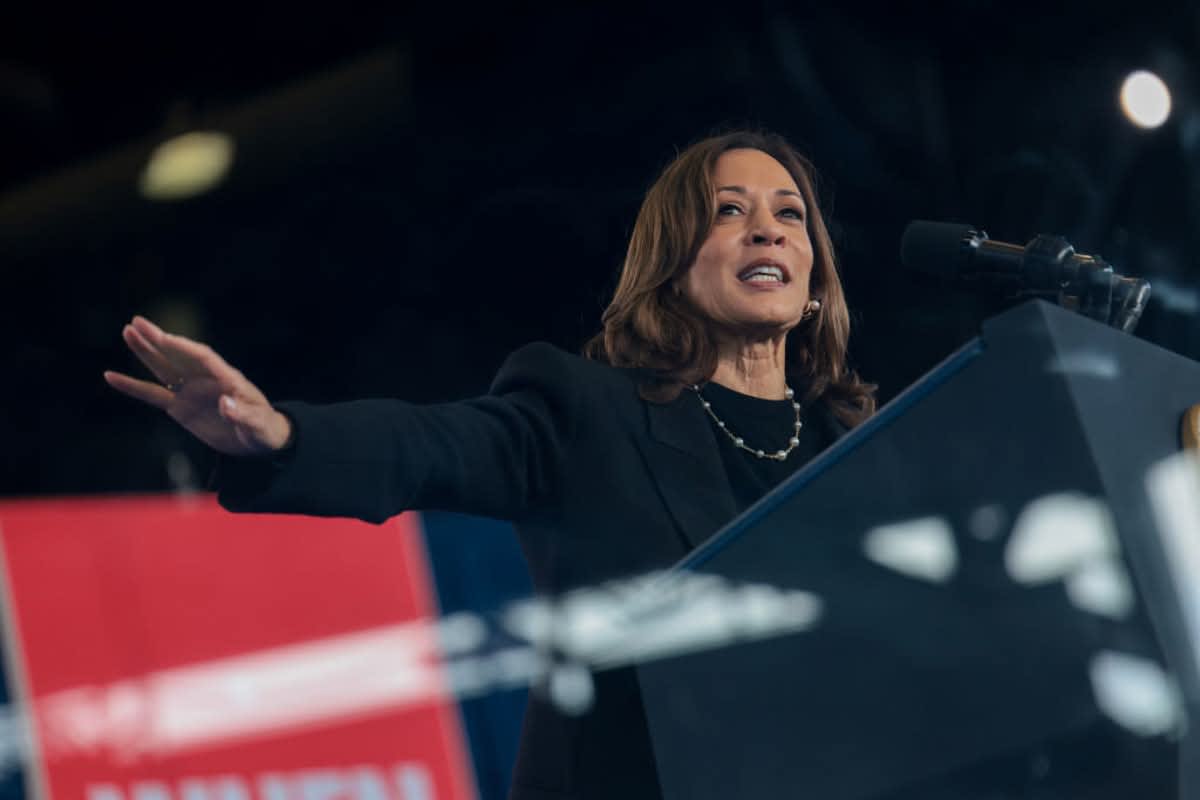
[{"xmin": 901, "ymin": 220, "xmax": 977, "ymax": 279}]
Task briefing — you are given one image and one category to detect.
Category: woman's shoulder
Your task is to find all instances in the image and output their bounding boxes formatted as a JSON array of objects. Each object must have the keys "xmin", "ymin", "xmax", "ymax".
[{"xmin": 491, "ymin": 341, "xmax": 638, "ymax": 393}]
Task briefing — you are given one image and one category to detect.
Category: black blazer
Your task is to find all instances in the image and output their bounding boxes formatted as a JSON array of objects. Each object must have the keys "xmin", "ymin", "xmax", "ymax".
[{"xmin": 217, "ymin": 342, "xmax": 847, "ymax": 800}]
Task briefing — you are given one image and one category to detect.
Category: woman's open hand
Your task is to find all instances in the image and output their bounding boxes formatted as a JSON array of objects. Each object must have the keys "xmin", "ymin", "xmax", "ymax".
[{"xmin": 104, "ymin": 316, "xmax": 293, "ymax": 457}]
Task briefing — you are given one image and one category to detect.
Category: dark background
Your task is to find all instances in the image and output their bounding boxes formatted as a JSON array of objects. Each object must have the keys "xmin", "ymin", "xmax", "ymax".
[{"xmin": 3, "ymin": 1, "xmax": 1199, "ymax": 498}]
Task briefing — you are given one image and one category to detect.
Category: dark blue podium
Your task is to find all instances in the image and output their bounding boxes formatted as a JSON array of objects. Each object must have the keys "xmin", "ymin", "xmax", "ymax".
[{"xmin": 637, "ymin": 300, "xmax": 1200, "ymax": 798}]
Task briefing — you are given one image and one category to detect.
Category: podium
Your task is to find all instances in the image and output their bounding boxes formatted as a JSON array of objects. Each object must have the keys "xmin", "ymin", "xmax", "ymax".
[{"xmin": 637, "ymin": 300, "xmax": 1200, "ymax": 798}]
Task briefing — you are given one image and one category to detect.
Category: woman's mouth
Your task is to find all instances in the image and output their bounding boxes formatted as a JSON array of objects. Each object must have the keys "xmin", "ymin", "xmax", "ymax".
[{"xmin": 738, "ymin": 263, "xmax": 788, "ymax": 284}]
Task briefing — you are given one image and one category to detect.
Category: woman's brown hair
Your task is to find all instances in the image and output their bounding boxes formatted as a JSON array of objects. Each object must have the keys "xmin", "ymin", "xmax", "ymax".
[{"xmin": 584, "ymin": 130, "xmax": 876, "ymax": 426}]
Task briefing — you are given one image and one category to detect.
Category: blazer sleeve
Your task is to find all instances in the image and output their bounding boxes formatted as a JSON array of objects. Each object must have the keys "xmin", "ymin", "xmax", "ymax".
[{"xmin": 214, "ymin": 342, "xmax": 581, "ymax": 523}]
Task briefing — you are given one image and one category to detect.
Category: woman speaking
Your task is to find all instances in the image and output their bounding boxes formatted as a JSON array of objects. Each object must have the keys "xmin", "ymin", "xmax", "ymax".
[{"xmin": 106, "ymin": 130, "xmax": 876, "ymax": 800}]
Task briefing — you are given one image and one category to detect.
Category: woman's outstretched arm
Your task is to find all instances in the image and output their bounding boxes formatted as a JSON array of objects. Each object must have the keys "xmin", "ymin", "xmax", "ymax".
[
  {"xmin": 214, "ymin": 342, "xmax": 582, "ymax": 523},
  {"xmin": 107, "ymin": 317, "xmax": 581, "ymax": 524}
]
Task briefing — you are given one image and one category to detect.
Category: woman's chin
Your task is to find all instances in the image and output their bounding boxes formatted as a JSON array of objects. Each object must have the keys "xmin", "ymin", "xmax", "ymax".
[
  {"xmin": 723, "ymin": 315, "xmax": 799, "ymax": 340},
  {"xmin": 742, "ymin": 306, "xmax": 803, "ymax": 329}
]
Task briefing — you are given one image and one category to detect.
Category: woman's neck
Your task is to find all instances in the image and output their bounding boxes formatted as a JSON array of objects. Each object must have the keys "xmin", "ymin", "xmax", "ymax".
[{"xmin": 710, "ymin": 335, "xmax": 789, "ymax": 400}]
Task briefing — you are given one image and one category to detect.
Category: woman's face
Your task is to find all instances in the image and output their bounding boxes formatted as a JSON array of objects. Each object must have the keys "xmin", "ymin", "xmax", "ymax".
[{"xmin": 678, "ymin": 148, "xmax": 814, "ymax": 337}]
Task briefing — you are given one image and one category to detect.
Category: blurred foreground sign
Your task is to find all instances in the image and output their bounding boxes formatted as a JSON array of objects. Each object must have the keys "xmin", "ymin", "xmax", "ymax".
[{"xmin": 0, "ymin": 495, "xmax": 476, "ymax": 800}]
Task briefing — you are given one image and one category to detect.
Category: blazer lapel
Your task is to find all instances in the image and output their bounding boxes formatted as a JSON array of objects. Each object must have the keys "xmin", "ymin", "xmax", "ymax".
[{"xmin": 639, "ymin": 392, "xmax": 738, "ymax": 550}]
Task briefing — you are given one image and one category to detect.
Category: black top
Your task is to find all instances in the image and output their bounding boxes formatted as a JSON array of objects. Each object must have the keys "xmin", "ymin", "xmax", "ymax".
[
  {"xmin": 699, "ymin": 381, "xmax": 833, "ymax": 512},
  {"xmin": 215, "ymin": 343, "xmax": 851, "ymax": 800}
]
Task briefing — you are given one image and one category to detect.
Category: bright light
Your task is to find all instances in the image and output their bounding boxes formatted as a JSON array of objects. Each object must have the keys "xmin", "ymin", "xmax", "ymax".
[
  {"xmin": 140, "ymin": 131, "xmax": 235, "ymax": 200},
  {"xmin": 1120, "ymin": 70, "xmax": 1172, "ymax": 129}
]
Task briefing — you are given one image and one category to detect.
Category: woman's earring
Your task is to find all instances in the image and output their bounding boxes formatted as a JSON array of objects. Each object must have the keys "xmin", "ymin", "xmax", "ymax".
[{"xmin": 802, "ymin": 299, "xmax": 822, "ymax": 320}]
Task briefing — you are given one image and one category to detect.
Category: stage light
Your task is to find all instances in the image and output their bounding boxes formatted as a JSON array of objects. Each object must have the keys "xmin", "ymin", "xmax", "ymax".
[
  {"xmin": 1120, "ymin": 70, "xmax": 1172, "ymax": 129},
  {"xmin": 139, "ymin": 131, "xmax": 235, "ymax": 200}
]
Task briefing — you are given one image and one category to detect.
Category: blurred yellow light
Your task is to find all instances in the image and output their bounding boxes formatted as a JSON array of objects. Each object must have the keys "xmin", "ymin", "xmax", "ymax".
[
  {"xmin": 140, "ymin": 131, "xmax": 235, "ymax": 200},
  {"xmin": 1120, "ymin": 70, "xmax": 1172, "ymax": 129}
]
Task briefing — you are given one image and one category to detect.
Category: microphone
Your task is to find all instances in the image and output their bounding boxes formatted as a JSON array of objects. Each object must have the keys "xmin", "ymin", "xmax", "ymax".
[{"xmin": 900, "ymin": 220, "xmax": 1151, "ymax": 333}]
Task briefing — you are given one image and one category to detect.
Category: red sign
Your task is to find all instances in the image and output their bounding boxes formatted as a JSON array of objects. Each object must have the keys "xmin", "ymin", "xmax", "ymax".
[{"xmin": 0, "ymin": 495, "xmax": 477, "ymax": 800}]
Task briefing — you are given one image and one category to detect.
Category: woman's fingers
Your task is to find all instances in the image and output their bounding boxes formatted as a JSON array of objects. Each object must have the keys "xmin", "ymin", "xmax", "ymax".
[
  {"xmin": 109, "ymin": 317, "xmax": 287, "ymax": 456},
  {"xmin": 217, "ymin": 394, "xmax": 245, "ymax": 424},
  {"xmin": 122, "ymin": 324, "xmax": 178, "ymax": 386},
  {"xmin": 129, "ymin": 315, "xmax": 172, "ymax": 341},
  {"xmin": 104, "ymin": 370, "xmax": 175, "ymax": 410},
  {"xmin": 110, "ymin": 318, "xmax": 287, "ymax": 456},
  {"xmin": 129, "ymin": 316, "xmax": 242, "ymax": 388}
]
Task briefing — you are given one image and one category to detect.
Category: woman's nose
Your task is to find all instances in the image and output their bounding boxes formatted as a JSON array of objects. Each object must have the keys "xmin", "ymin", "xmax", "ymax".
[
  {"xmin": 750, "ymin": 230, "xmax": 785, "ymax": 245},
  {"xmin": 747, "ymin": 210, "xmax": 786, "ymax": 246}
]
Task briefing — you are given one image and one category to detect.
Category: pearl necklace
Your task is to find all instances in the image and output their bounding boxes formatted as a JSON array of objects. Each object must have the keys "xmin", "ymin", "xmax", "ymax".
[{"xmin": 690, "ymin": 384, "xmax": 803, "ymax": 461}]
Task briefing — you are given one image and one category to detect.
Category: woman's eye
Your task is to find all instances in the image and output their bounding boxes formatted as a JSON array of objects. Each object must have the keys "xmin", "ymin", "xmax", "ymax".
[
  {"xmin": 779, "ymin": 207, "xmax": 805, "ymax": 221},
  {"xmin": 717, "ymin": 203, "xmax": 743, "ymax": 216}
]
